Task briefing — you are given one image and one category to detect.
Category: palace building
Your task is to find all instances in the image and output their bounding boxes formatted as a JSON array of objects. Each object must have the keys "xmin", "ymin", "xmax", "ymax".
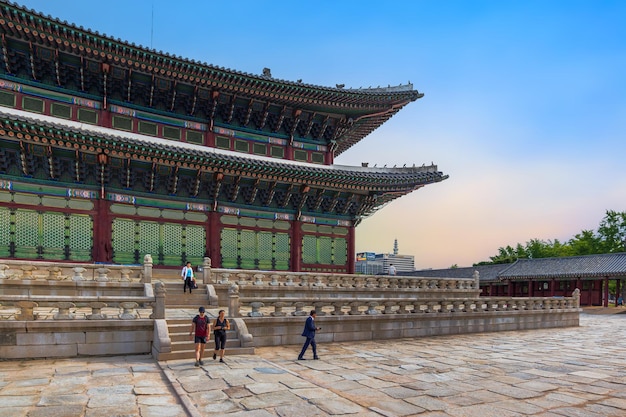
[{"xmin": 0, "ymin": 1, "xmax": 447, "ymax": 272}]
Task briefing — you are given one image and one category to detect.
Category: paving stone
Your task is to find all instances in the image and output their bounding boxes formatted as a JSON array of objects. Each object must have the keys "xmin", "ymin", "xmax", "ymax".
[
  {"xmin": 26, "ymin": 404, "xmax": 85, "ymax": 417},
  {"xmin": 274, "ymin": 403, "xmax": 329, "ymax": 417},
  {"xmin": 245, "ymin": 382, "xmax": 288, "ymax": 394},
  {"xmin": 0, "ymin": 395, "xmax": 39, "ymax": 407},
  {"xmin": 597, "ymin": 397, "xmax": 626, "ymax": 410},
  {"xmin": 0, "ymin": 408, "xmax": 27, "ymax": 417},
  {"xmin": 239, "ymin": 391, "xmax": 303, "ymax": 410},
  {"xmin": 223, "ymin": 386, "xmax": 253, "ymax": 399},
  {"xmin": 37, "ymin": 393, "xmax": 89, "ymax": 406},
  {"xmin": 87, "ymin": 393, "xmax": 137, "ymax": 408},
  {"xmin": 369, "ymin": 399, "xmax": 425, "ymax": 416},
  {"xmin": 84, "ymin": 404, "xmax": 138, "ymax": 417},
  {"xmin": 309, "ymin": 396, "xmax": 365, "ymax": 414},
  {"xmin": 199, "ymin": 399, "xmax": 242, "ymax": 414},
  {"xmin": 138, "ymin": 404, "xmax": 187, "ymax": 417}
]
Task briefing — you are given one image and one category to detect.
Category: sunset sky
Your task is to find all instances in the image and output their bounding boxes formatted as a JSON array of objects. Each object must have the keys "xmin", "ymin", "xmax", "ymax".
[{"xmin": 20, "ymin": 0, "xmax": 626, "ymax": 269}]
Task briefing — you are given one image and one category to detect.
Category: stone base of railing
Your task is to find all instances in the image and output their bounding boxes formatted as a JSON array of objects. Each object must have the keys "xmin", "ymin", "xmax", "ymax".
[
  {"xmin": 0, "ymin": 319, "xmax": 154, "ymax": 359},
  {"xmin": 243, "ymin": 308, "xmax": 581, "ymax": 347}
]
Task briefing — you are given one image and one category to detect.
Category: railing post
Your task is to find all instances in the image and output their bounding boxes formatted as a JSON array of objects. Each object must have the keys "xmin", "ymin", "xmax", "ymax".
[
  {"xmin": 203, "ymin": 257, "xmax": 212, "ymax": 284},
  {"xmin": 572, "ymin": 288, "xmax": 580, "ymax": 308},
  {"xmin": 16, "ymin": 301, "xmax": 38, "ymax": 320},
  {"xmin": 142, "ymin": 254, "xmax": 153, "ymax": 284},
  {"xmin": 152, "ymin": 281, "xmax": 166, "ymax": 319},
  {"xmin": 228, "ymin": 283, "xmax": 240, "ymax": 318}
]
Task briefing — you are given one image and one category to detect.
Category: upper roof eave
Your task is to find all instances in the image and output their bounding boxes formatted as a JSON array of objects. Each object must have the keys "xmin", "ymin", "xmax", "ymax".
[{"xmin": 1, "ymin": 1, "xmax": 423, "ymax": 107}]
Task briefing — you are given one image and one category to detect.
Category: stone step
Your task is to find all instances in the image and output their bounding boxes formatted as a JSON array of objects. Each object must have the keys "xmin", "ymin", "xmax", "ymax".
[{"xmin": 158, "ymin": 346, "xmax": 255, "ymax": 362}]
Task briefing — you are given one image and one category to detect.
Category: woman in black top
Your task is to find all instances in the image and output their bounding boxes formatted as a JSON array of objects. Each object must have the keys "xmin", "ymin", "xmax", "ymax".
[{"xmin": 212, "ymin": 309, "xmax": 230, "ymax": 363}]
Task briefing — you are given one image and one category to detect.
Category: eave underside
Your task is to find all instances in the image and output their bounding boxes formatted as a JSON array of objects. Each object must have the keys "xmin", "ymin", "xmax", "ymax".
[{"xmin": 0, "ymin": 110, "xmax": 448, "ymax": 220}]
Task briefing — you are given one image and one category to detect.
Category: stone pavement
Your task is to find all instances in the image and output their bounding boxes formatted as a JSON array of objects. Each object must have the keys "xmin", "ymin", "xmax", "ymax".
[{"xmin": 2, "ymin": 313, "xmax": 626, "ymax": 416}]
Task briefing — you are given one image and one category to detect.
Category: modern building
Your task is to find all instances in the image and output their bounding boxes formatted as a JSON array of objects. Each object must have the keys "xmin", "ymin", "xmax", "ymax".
[
  {"xmin": 0, "ymin": 2, "xmax": 447, "ymax": 272},
  {"xmin": 356, "ymin": 239, "xmax": 415, "ymax": 274}
]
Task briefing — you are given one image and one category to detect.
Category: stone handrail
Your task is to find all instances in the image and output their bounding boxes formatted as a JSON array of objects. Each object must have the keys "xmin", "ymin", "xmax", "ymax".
[
  {"xmin": 210, "ymin": 268, "xmax": 479, "ymax": 291},
  {"xmin": 0, "ymin": 256, "xmax": 153, "ymax": 283},
  {"xmin": 0, "ymin": 281, "xmax": 166, "ymax": 321},
  {"xmin": 232, "ymin": 295, "xmax": 579, "ymax": 318}
]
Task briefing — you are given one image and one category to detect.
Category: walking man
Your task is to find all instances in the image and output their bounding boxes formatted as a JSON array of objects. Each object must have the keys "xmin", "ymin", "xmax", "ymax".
[
  {"xmin": 298, "ymin": 310, "xmax": 320, "ymax": 360},
  {"xmin": 190, "ymin": 306, "xmax": 210, "ymax": 366}
]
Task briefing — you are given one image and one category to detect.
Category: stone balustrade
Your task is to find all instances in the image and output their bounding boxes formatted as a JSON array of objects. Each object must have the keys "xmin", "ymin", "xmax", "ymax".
[
  {"xmin": 210, "ymin": 269, "xmax": 479, "ymax": 291},
  {"xmin": 0, "ymin": 281, "xmax": 166, "ymax": 321},
  {"xmin": 233, "ymin": 296, "xmax": 579, "ymax": 318},
  {"xmin": 0, "ymin": 259, "xmax": 148, "ymax": 282}
]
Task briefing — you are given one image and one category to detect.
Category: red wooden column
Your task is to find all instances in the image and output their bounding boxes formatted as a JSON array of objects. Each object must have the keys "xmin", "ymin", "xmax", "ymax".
[
  {"xmin": 603, "ymin": 277, "xmax": 609, "ymax": 307},
  {"xmin": 347, "ymin": 225, "xmax": 355, "ymax": 274},
  {"xmin": 616, "ymin": 279, "xmax": 621, "ymax": 306},
  {"xmin": 92, "ymin": 199, "xmax": 112, "ymax": 263},
  {"xmin": 528, "ymin": 279, "xmax": 534, "ymax": 297},
  {"xmin": 291, "ymin": 219, "xmax": 302, "ymax": 272},
  {"xmin": 208, "ymin": 211, "xmax": 221, "ymax": 268},
  {"xmin": 550, "ymin": 278, "xmax": 556, "ymax": 297}
]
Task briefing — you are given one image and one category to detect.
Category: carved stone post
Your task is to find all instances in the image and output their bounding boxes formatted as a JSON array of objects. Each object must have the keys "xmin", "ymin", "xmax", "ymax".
[
  {"xmin": 87, "ymin": 302, "xmax": 108, "ymax": 320},
  {"xmin": 314, "ymin": 302, "xmax": 326, "ymax": 316},
  {"xmin": 285, "ymin": 275, "xmax": 295, "ymax": 286},
  {"xmin": 269, "ymin": 274, "xmax": 280, "ymax": 286},
  {"xmin": 253, "ymin": 273, "xmax": 265, "ymax": 286},
  {"xmin": 119, "ymin": 302, "xmax": 139, "ymax": 319},
  {"xmin": 228, "ymin": 283, "xmax": 240, "ymax": 318},
  {"xmin": 72, "ymin": 267, "xmax": 86, "ymax": 281},
  {"xmin": 271, "ymin": 302, "xmax": 287, "ymax": 317},
  {"xmin": 21, "ymin": 265, "xmax": 37, "ymax": 279},
  {"xmin": 0, "ymin": 264, "xmax": 8, "ymax": 279},
  {"xmin": 120, "ymin": 268, "xmax": 131, "ymax": 282},
  {"xmin": 16, "ymin": 301, "xmax": 38, "ymax": 320},
  {"xmin": 572, "ymin": 288, "xmax": 580, "ymax": 308},
  {"xmin": 54, "ymin": 302, "xmax": 76, "ymax": 320},
  {"xmin": 142, "ymin": 254, "xmax": 153, "ymax": 283},
  {"xmin": 248, "ymin": 301, "xmax": 264, "ymax": 317},
  {"xmin": 331, "ymin": 302, "xmax": 345, "ymax": 315},
  {"xmin": 366, "ymin": 301, "xmax": 379, "ymax": 315},
  {"xmin": 202, "ymin": 257, "xmax": 212, "ymax": 284},
  {"xmin": 48, "ymin": 266, "xmax": 63, "ymax": 280},
  {"xmin": 96, "ymin": 267, "xmax": 110, "ymax": 282},
  {"xmin": 348, "ymin": 301, "xmax": 362, "ymax": 315},
  {"xmin": 383, "ymin": 301, "xmax": 396, "ymax": 314},
  {"xmin": 152, "ymin": 281, "xmax": 166, "ymax": 319},
  {"xmin": 292, "ymin": 301, "xmax": 306, "ymax": 316}
]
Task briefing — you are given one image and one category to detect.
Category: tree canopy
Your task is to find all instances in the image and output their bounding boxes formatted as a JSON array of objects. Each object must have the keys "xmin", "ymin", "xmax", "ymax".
[{"xmin": 476, "ymin": 210, "xmax": 626, "ymax": 266}]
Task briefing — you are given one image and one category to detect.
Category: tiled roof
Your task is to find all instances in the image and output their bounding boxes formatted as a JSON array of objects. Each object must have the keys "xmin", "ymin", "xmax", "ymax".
[
  {"xmin": 409, "ymin": 264, "xmax": 509, "ymax": 283},
  {"xmin": 0, "ymin": 108, "xmax": 448, "ymax": 214},
  {"xmin": 497, "ymin": 253, "xmax": 626, "ymax": 280}
]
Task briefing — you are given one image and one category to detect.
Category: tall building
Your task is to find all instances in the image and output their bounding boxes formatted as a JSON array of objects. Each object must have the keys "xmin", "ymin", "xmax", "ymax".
[
  {"xmin": 356, "ymin": 240, "xmax": 415, "ymax": 274},
  {"xmin": 0, "ymin": 2, "xmax": 447, "ymax": 272}
]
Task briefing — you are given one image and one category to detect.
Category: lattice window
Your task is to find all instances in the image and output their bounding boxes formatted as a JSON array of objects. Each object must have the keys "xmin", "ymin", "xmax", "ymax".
[
  {"xmin": 15, "ymin": 210, "xmax": 39, "ymax": 247},
  {"xmin": 41, "ymin": 212, "xmax": 66, "ymax": 260},
  {"xmin": 257, "ymin": 231, "xmax": 273, "ymax": 269},
  {"xmin": 0, "ymin": 207, "xmax": 10, "ymax": 257},
  {"xmin": 333, "ymin": 238, "xmax": 347, "ymax": 265},
  {"xmin": 274, "ymin": 232, "xmax": 290, "ymax": 270},
  {"xmin": 302, "ymin": 235, "xmax": 317, "ymax": 264},
  {"xmin": 68, "ymin": 214, "xmax": 92, "ymax": 261},
  {"xmin": 163, "ymin": 223, "xmax": 182, "ymax": 255},
  {"xmin": 139, "ymin": 221, "xmax": 160, "ymax": 259},
  {"xmin": 239, "ymin": 229, "xmax": 256, "ymax": 268},
  {"xmin": 318, "ymin": 236, "xmax": 332, "ymax": 264},
  {"xmin": 112, "ymin": 219, "xmax": 135, "ymax": 252},
  {"xmin": 162, "ymin": 223, "xmax": 182, "ymax": 266},
  {"xmin": 221, "ymin": 228, "xmax": 238, "ymax": 268},
  {"xmin": 185, "ymin": 225, "xmax": 205, "ymax": 261}
]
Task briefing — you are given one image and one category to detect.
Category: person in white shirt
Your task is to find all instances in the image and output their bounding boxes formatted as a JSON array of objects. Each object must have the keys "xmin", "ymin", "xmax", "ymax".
[
  {"xmin": 181, "ymin": 262, "xmax": 195, "ymax": 293},
  {"xmin": 389, "ymin": 264, "xmax": 397, "ymax": 276}
]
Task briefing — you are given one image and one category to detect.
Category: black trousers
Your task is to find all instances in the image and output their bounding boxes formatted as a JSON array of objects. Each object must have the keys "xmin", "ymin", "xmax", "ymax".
[
  {"xmin": 298, "ymin": 337, "xmax": 317, "ymax": 358},
  {"xmin": 183, "ymin": 277, "xmax": 193, "ymax": 292}
]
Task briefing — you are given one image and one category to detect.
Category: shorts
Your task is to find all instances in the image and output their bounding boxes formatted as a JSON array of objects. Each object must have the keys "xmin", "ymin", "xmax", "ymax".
[{"xmin": 194, "ymin": 336, "xmax": 207, "ymax": 344}]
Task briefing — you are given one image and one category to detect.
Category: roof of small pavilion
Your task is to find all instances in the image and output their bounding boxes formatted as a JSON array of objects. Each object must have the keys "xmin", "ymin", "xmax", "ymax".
[
  {"xmin": 497, "ymin": 253, "xmax": 626, "ymax": 280},
  {"xmin": 409, "ymin": 264, "xmax": 507, "ymax": 283}
]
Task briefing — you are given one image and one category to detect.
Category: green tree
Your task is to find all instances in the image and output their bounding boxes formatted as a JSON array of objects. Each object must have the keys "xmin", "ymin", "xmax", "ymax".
[
  {"xmin": 597, "ymin": 210, "xmax": 626, "ymax": 252},
  {"xmin": 568, "ymin": 230, "xmax": 604, "ymax": 255}
]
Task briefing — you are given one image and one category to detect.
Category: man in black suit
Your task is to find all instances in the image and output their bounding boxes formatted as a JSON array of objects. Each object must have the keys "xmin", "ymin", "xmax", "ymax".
[{"xmin": 298, "ymin": 310, "xmax": 320, "ymax": 360}]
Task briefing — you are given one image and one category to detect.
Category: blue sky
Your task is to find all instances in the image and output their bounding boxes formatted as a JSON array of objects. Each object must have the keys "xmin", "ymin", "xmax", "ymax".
[{"xmin": 20, "ymin": 1, "xmax": 626, "ymax": 268}]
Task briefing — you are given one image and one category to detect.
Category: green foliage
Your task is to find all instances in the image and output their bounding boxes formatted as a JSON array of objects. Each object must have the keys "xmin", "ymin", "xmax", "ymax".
[{"xmin": 480, "ymin": 210, "xmax": 626, "ymax": 265}]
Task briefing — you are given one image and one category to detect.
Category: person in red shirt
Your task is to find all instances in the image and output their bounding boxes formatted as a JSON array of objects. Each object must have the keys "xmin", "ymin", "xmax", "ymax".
[{"xmin": 190, "ymin": 306, "xmax": 210, "ymax": 366}]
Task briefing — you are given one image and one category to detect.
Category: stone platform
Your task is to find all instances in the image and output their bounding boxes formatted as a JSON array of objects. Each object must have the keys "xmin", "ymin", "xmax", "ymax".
[{"xmin": 1, "ymin": 312, "xmax": 625, "ymax": 417}]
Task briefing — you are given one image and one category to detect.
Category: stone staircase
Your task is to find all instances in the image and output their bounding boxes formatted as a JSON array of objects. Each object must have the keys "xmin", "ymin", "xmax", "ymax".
[
  {"xmin": 157, "ymin": 277, "xmax": 255, "ymax": 360},
  {"xmin": 157, "ymin": 318, "xmax": 254, "ymax": 361}
]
